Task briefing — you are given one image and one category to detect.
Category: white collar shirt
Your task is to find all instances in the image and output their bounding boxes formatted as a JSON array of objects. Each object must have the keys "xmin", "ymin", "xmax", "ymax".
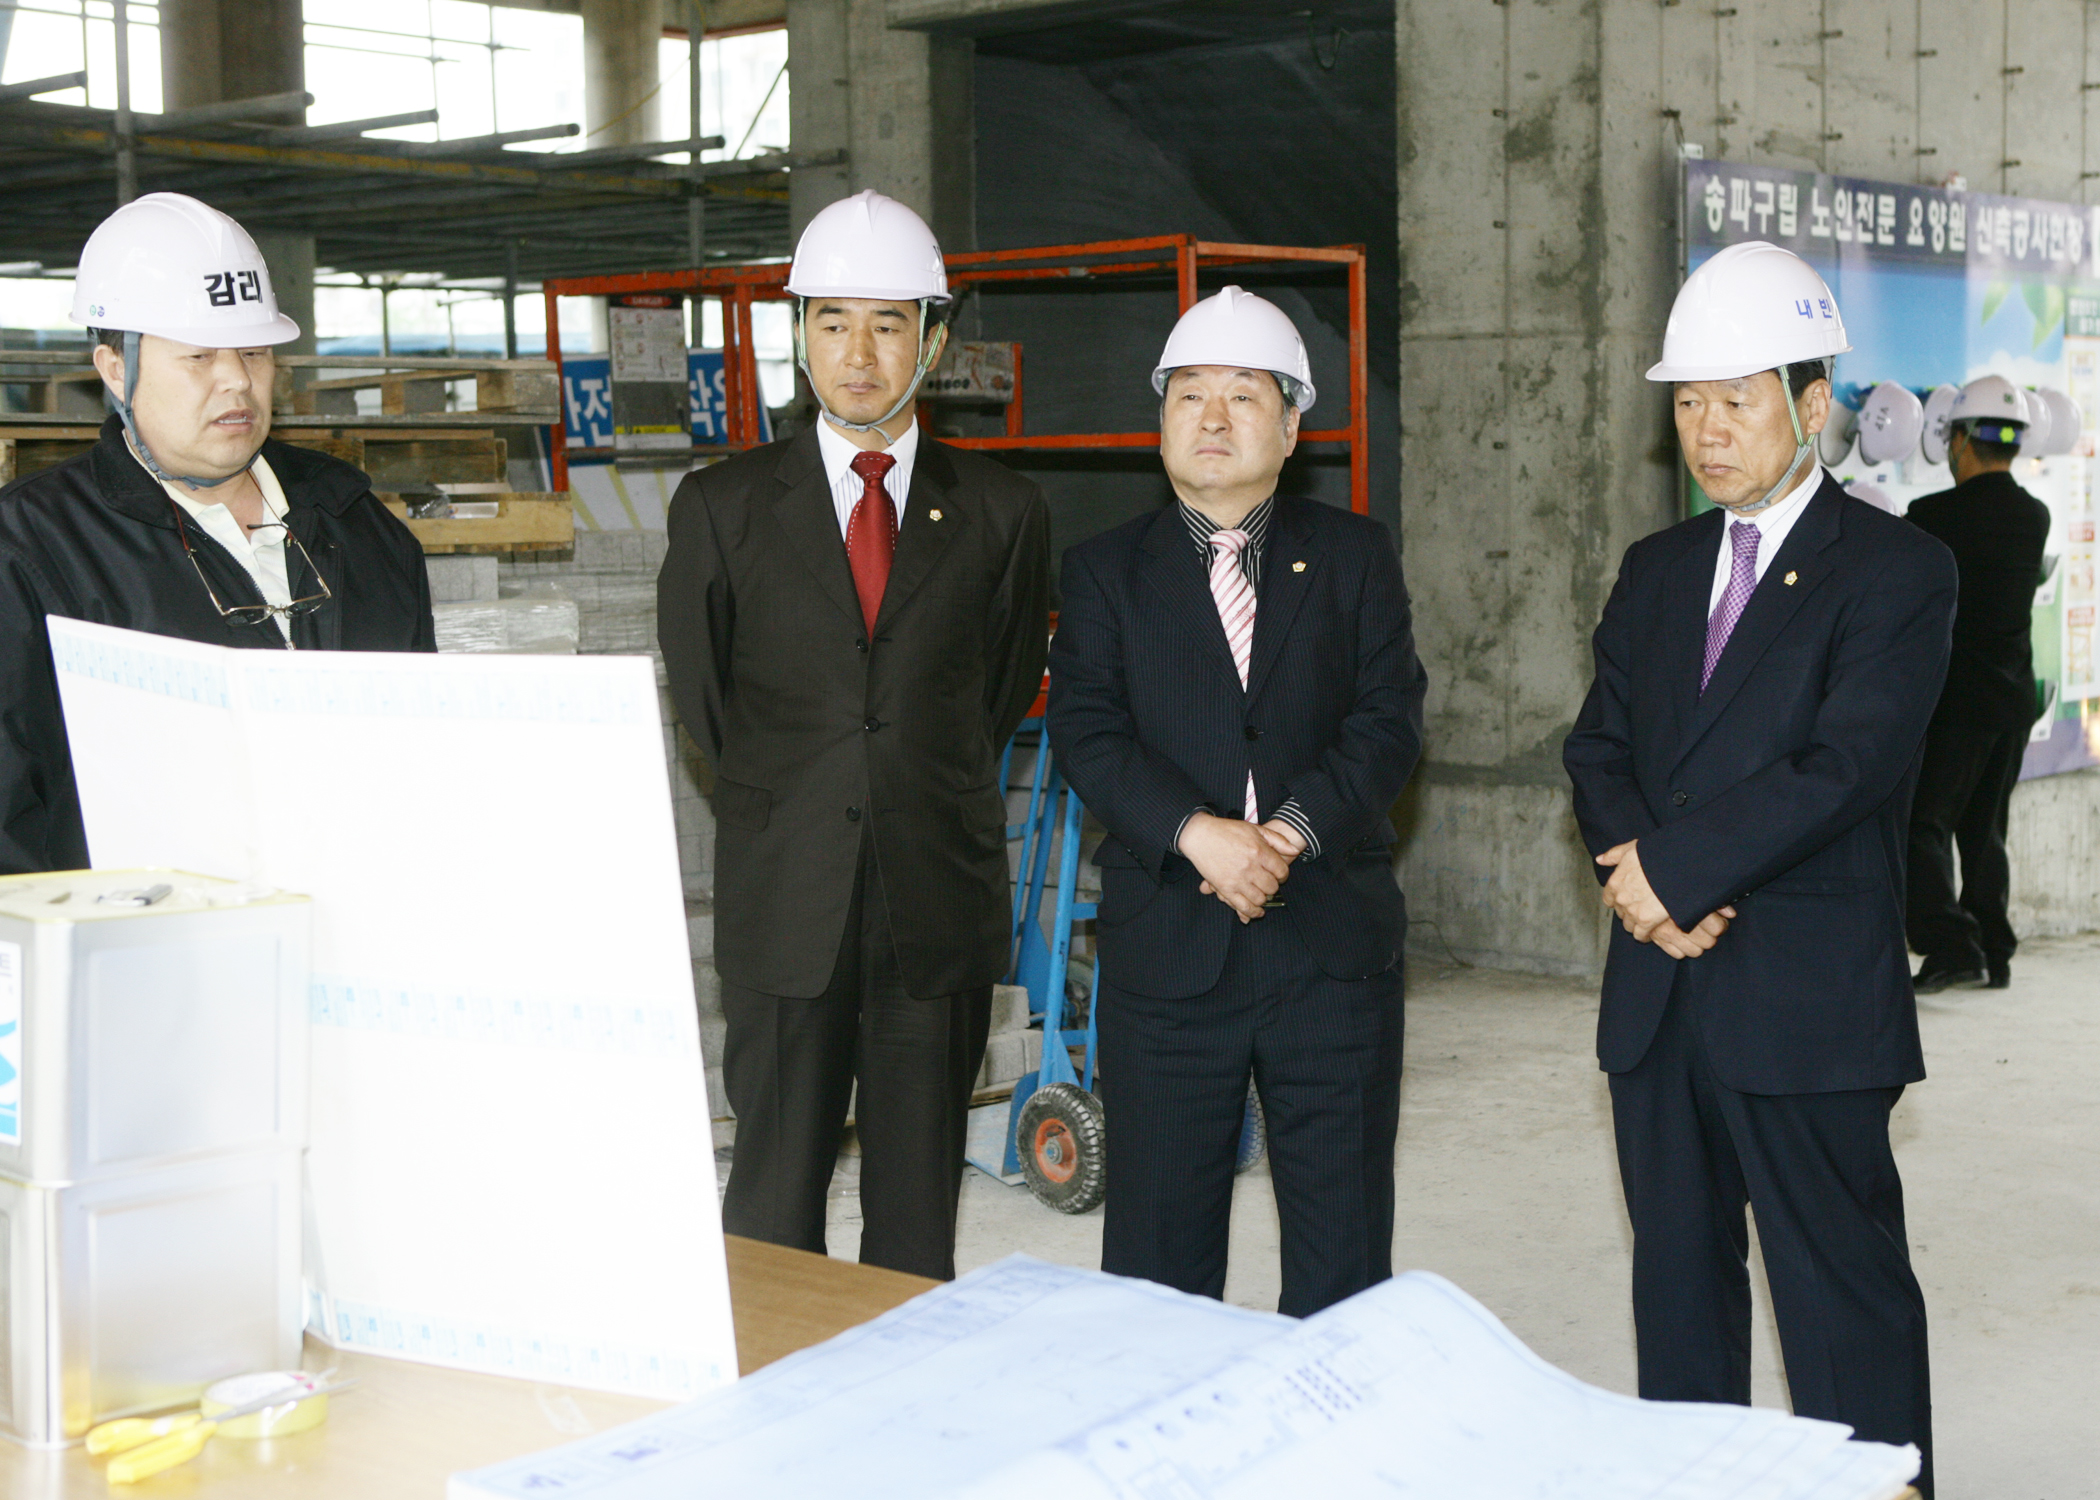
[
  {"xmin": 816, "ymin": 415, "xmax": 919, "ymax": 540},
  {"xmin": 1707, "ymin": 461, "xmax": 1823, "ymax": 617},
  {"xmin": 133, "ymin": 442, "xmax": 297, "ymax": 644}
]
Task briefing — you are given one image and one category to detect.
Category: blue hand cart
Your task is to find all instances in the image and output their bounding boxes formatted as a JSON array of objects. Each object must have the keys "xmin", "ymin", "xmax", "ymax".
[{"xmin": 993, "ymin": 725, "xmax": 1265, "ymax": 1215}]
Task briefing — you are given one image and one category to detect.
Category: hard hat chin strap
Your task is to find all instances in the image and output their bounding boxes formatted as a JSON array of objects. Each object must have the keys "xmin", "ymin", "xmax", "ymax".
[
  {"xmin": 793, "ymin": 299, "xmax": 948, "ymax": 435},
  {"xmin": 115, "ymin": 330, "xmax": 259, "ymax": 492},
  {"xmin": 1732, "ymin": 362, "xmax": 1815, "ymax": 516}
]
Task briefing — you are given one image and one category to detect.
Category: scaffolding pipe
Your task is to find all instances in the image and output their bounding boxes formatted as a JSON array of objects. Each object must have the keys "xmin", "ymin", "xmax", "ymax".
[{"xmin": 112, "ymin": 0, "xmax": 136, "ymax": 204}]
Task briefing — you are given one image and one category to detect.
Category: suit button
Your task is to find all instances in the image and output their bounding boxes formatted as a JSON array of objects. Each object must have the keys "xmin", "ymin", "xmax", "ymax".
[
  {"xmin": 845, "ymin": 806, "xmax": 861, "ymax": 822},
  {"xmin": 864, "ymin": 717, "xmax": 881, "ymax": 732},
  {"xmin": 1672, "ymin": 791, "xmax": 1690, "ymax": 806},
  {"xmin": 1244, "ymin": 725, "xmax": 1261, "ymax": 741},
  {"xmin": 856, "ymin": 640, "xmax": 868, "ymax": 654}
]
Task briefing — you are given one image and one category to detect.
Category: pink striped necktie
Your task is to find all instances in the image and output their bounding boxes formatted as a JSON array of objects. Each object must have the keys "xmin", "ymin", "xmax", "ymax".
[
  {"xmin": 1207, "ymin": 528, "xmax": 1260, "ymax": 821},
  {"xmin": 1703, "ymin": 520, "xmax": 1761, "ymax": 692}
]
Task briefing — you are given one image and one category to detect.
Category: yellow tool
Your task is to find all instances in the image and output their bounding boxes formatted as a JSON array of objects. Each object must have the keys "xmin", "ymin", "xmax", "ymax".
[{"xmin": 86, "ymin": 1375, "xmax": 357, "ymax": 1484}]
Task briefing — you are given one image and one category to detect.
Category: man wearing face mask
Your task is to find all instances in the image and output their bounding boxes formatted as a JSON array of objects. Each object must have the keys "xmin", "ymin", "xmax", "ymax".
[
  {"xmin": 0, "ymin": 193, "xmax": 434, "ymax": 874},
  {"xmin": 1563, "ymin": 242, "xmax": 1954, "ymax": 1495},
  {"xmin": 657, "ymin": 190, "xmax": 1050, "ymax": 1280},
  {"xmin": 1045, "ymin": 287, "xmax": 1424, "ymax": 1317}
]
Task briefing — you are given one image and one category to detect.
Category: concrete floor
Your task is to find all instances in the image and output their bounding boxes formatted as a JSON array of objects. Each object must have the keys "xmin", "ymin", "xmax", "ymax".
[{"xmin": 796, "ymin": 934, "xmax": 2098, "ymax": 1500}]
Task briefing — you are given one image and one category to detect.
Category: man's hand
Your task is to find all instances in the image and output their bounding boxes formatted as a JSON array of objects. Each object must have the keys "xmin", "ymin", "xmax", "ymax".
[
  {"xmin": 1596, "ymin": 840, "xmax": 1672, "ymax": 941},
  {"xmin": 1648, "ymin": 907, "xmax": 1738, "ymax": 960},
  {"xmin": 1180, "ymin": 811, "xmax": 1293, "ymax": 922},
  {"xmin": 1599, "ymin": 841, "xmax": 1735, "ymax": 958},
  {"xmin": 1256, "ymin": 818, "xmax": 1307, "ymax": 861}
]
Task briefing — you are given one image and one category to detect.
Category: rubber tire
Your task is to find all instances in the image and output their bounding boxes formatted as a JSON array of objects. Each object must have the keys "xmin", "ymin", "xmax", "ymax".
[
  {"xmin": 1016, "ymin": 1082, "xmax": 1108, "ymax": 1214},
  {"xmin": 1235, "ymin": 1079, "xmax": 1267, "ymax": 1173}
]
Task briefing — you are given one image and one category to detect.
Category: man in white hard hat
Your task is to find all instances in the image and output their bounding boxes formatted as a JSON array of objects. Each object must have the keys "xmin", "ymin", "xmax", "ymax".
[
  {"xmin": 1902, "ymin": 375, "xmax": 2052, "ymax": 993},
  {"xmin": 0, "ymin": 193, "xmax": 434, "ymax": 873},
  {"xmin": 657, "ymin": 190, "xmax": 1050, "ymax": 1280},
  {"xmin": 1046, "ymin": 287, "xmax": 1424, "ymax": 1316},
  {"xmin": 1564, "ymin": 242, "xmax": 1955, "ymax": 1495}
]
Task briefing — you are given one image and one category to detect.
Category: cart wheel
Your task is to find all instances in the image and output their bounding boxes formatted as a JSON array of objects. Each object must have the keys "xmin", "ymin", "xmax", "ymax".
[
  {"xmin": 1235, "ymin": 1081, "xmax": 1267, "ymax": 1173},
  {"xmin": 1016, "ymin": 1083, "xmax": 1107, "ymax": 1214}
]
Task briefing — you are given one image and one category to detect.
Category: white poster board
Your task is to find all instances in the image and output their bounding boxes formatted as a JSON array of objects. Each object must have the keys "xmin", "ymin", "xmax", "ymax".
[{"xmin": 50, "ymin": 617, "xmax": 734, "ymax": 1402}]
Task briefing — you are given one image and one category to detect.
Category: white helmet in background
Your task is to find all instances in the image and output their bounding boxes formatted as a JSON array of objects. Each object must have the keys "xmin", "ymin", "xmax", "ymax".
[
  {"xmin": 788, "ymin": 189, "xmax": 950, "ymax": 433},
  {"xmin": 787, "ymin": 189, "xmax": 949, "ymax": 304},
  {"xmin": 2030, "ymin": 387, "xmax": 2081, "ymax": 456},
  {"xmin": 1946, "ymin": 374, "xmax": 2028, "ymax": 448},
  {"xmin": 1646, "ymin": 241, "xmax": 1849, "ymax": 383},
  {"xmin": 1855, "ymin": 381, "xmax": 1924, "ymax": 465},
  {"xmin": 71, "ymin": 192, "xmax": 299, "ymax": 346},
  {"xmin": 1152, "ymin": 286, "xmax": 1316, "ymax": 412}
]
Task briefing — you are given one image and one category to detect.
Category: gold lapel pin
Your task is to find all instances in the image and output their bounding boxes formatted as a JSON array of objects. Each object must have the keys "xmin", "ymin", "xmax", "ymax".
[
  {"xmin": 1292, "ymin": 560, "xmax": 1306, "ymax": 572},
  {"xmin": 1784, "ymin": 570, "xmax": 1798, "ymax": 585},
  {"xmin": 928, "ymin": 509, "xmax": 943, "ymax": 522}
]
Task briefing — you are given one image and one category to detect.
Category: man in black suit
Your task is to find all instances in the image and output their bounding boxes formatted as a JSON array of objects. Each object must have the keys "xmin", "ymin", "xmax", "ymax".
[
  {"xmin": 1902, "ymin": 376, "xmax": 2052, "ymax": 992},
  {"xmin": 657, "ymin": 191, "xmax": 1050, "ymax": 1280},
  {"xmin": 1047, "ymin": 287, "xmax": 1425, "ymax": 1317},
  {"xmin": 1564, "ymin": 242, "xmax": 1954, "ymax": 1496}
]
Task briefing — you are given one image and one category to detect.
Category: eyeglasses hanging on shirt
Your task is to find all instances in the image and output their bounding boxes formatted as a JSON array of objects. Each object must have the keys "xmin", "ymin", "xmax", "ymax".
[{"xmin": 168, "ymin": 498, "xmax": 334, "ymax": 627}]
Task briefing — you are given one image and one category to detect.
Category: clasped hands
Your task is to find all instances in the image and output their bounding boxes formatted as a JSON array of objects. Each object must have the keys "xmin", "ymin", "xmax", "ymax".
[
  {"xmin": 1596, "ymin": 840, "xmax": 1736, "ymax": 960},
  {"xmin": 1176, "ymin": 810, "xmax": 1305, "ymax": 923}
]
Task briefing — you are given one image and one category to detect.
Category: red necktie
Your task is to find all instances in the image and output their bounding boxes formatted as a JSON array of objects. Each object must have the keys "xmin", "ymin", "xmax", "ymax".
[{"xmin": 846, "ymin": 450, "xmax": 898, "ymax": 636}]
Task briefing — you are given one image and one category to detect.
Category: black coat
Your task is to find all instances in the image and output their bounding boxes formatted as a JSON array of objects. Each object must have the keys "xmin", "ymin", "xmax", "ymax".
[
  {"xmin": 1902, "ymin": 469, "xmax": 2051, "ymax": 730},
  {"xmin": 1563, "ymin": 477, "xmax": 1957, "ymax": 1094},
  {"xmin": 657, "ymin": 427, "xmax": 1052, "ymax": 1000},
  {"xmin": 0, "ymin": 417, "xmax": 436, "ymax": 873},
  {"xmin": 1045, "ymin": 498, "xmax": 1425, "ymax": 1000}
]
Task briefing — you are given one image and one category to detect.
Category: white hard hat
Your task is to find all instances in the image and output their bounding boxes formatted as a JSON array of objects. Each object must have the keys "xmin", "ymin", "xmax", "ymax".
[
  {"xmin": 1151, "ymin": 285, "xmax": 1316, "ymax": 412},
  {"xmin": 1647, "ymin": 241, "xmax": 1850, "ymax": 383},
  {"xmin": 1855, "ymin": 381, "xmax": 1924, "ymax": 465},
  {"xmin": 70, "ymin": 192, "xmax": 299, "ymax": 346},
  {"xmin": 1919, "ymin": 384, "xmax": 1960, "ymax": 466},
  {"xmin": 786, "ymin": 189, "xmax": 950, "ymax": 304},
  {"xmin": 2031, "ymin": 387, "xmax": 2081, "ymax": 456},
  {"xmin": 1946, "ymin": 374, "xmax": 2027, "ymax": 446},
  {"xmin": 1816, "ymin": 402, "xmax": 1857, "ymax": 467},
  {"xmin": 1844, "ymin": 479, "xmax": 1901, "ymax": 515}
]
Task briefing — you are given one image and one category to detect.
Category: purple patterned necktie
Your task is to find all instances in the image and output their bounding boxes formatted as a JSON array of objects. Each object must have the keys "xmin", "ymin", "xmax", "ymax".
[{"xmin": 1702, "ymin": 520, "xmax": 1761, "ymax": 692}]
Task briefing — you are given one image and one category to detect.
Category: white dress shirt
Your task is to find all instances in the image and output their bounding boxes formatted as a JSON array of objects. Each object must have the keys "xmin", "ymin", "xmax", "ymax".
[
  {"xmin": 1708, "ymin": 460, "xmax": 1822, "ymax": 617},
  {"xmin": 132, "ymin": 441, "xmax": 296, "ymax": 643},
  {"xmin": 816, "ymin": 415, "xmax": 919, "ymax": 539}
]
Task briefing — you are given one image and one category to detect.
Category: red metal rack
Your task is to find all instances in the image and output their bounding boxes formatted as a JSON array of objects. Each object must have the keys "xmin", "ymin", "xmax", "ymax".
[{"xmin": 540, "ymin": 234, "xmax": 1370, "ymax": 513}]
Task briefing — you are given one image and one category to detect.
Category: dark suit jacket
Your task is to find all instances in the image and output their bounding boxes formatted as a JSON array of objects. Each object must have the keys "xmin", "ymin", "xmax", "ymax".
[
  {"xmin": 1902, "ymin": 470, "xmax": 2051, "ymax": 731},
  {"xmin": 1563, "ymin": 477, "xmax": 1957, "ymax": 1094},
  {"xmin": 0, "ymin": 418, "xmax": 434, "ymax": 874},
  {"xmin": 658, "ymin": 427, "xmax": 1050, "ymax": 999},
  {"xmin": 1045, "ymin": 498, "xmax": 1425, "ymax": 1001}
]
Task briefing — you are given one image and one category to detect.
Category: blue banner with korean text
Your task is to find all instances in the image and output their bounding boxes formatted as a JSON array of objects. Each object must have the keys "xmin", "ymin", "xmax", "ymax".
[{"xmin": 1683, "ymin": 159, "xmax": 2098, "ymax": 778}]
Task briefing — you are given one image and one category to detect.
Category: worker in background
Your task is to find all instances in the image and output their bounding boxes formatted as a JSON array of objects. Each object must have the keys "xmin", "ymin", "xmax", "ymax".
[
  {"xmin": 1046, "ymin": 288, "xmax": 1424, "ymax": 1316},
  {"xmin": 1564, "ymin": 242, "xmax": 1953, "ymax": 1496},
  {"xmin": 658, "ymin": 191, "xmax": 1050, "ymax": 1281},
  {"xmin": 0, "ymin": 193, "xmax": 434, "ymax": 873},
  {"xmin": 1902, "ymin": 376, "xmax": 2052, "ymax": 993}
]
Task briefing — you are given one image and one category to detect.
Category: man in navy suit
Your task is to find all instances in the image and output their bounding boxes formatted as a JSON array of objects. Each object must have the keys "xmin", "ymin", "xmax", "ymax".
[
  {"xmin": 1047, "ymin": 288, "xmax": 1425, "ymax": 1317},
  {"xmin": 1564, "ymin": 243, "xmax": 1954, "ymax": 1496}
]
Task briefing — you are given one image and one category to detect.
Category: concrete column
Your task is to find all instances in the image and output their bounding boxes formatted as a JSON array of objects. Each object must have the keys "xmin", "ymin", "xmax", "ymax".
[
  {"xmin": 159, "ymin": 0, "xmax": 314, "ymax": 354},
  {"xmin": 582, "ymin": 0, "xmax": 662, "ymax": 148},
  {"xmin": 786, "ymin": 0, "xmax": 974, "ymax": 250}
]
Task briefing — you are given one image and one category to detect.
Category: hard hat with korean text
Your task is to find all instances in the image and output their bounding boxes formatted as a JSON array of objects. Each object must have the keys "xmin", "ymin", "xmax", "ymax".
[
  {"xmin": 1152, "ymin": 285, "xmax": 1316, "ymax": 412},
  {"xmin": 70, "ymin": 193, "xmax": 300, "ymax": 347},
  {"xmin": 1646, "ymin": 241, "xmax": 1850, "ymax": 383},
  {"xmin": 786, "ymin": 189, "xmax": 951, "ymax": 304}
]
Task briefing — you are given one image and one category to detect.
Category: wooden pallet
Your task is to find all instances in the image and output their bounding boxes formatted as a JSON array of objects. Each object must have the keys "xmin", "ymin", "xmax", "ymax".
[{"xmin": 378, "ymin": 493, "xmax": 575, "ymax": 555}]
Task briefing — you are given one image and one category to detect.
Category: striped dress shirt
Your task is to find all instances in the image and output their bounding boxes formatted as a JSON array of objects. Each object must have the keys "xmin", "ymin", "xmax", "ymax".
[{"xmin": 1177, "ymin": 497, "xmax": 1321, "ymax": 859}]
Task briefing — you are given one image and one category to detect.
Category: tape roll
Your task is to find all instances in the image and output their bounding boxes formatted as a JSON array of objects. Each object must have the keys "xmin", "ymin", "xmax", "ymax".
[{"xmin": 199, "ymin": 1371, "xmax": 331, "ymax": 1439}]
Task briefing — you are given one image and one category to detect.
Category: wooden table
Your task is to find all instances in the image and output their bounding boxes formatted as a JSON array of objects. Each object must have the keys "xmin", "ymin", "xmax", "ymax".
[{"xmin": 2, "ymin": 1236, "xmax": 936, "ymax": 1499}]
